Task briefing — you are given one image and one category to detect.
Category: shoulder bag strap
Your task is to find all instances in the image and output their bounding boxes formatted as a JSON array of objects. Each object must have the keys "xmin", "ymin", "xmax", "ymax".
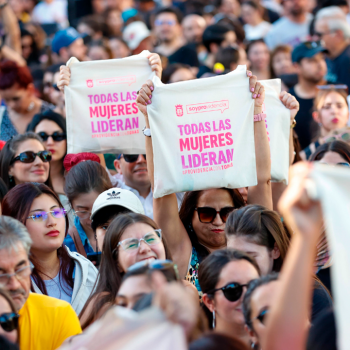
[{"xmin": 68, "ymin": 226, "xmax": 87, "ymax": 258}]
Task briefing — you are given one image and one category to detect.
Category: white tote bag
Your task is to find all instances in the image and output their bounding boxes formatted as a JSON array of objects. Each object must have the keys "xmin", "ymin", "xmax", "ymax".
[
  {"xmin": 311, "ymin": 163, "xmax": 350, "ymax": 350},
  {"xmin": 147, "ymin": 65, "xmax": 257, "ymax": 198},
  {"xmin": 64, "ymin": 52, "xmax": 154, "ymax": 154},
  {"xmin": 260, "ymin": 79, "xmax": 290, "ymax": 183}
]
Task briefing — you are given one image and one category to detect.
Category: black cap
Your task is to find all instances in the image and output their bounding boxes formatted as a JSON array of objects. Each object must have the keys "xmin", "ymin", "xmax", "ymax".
[{"xmin": 292, "ymin": 41, "xmax": 327, "ymax": 63}]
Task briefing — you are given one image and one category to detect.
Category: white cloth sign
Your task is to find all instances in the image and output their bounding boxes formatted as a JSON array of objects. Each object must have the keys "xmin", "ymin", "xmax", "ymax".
[
  {"xmin": 261, "ymin": 79, "xmax": 290, "ymax": 183},
  {"xmin": 59, "ymin": 306, "xmax": 187, "ymax": 350},
  {"xmin": 64, "ymin": 52, "xmax": 154, "ymax": 154},
  {"xmin": 311, "ymin": 164, "xmax": 350, "ymax": 350},
  {"xmin": 148, "ymin": 65, "xmax": 257, "ymax": 198}
]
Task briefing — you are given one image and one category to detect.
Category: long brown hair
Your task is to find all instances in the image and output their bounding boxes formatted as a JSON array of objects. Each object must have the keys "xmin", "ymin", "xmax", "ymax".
[
  {"xmin": 80, "ymin": 212, "xmax": 172, "ymax": 329},
  {"xmin": 179, "ymin": 189, "xmax": 245, "ymax": 262},
  {"xmin": 225, "ymin": 204, "xmax": 290, "ymax": 272},
  {"xmin": 1, "ymin": 183, "xmax": 74, "ymax": 295}
]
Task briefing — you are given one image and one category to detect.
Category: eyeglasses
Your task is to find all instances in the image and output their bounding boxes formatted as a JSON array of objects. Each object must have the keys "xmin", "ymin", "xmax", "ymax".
[
  {"xmin": 194, "ymin": 207, "xmax": 235, "ymax": 223},
  {"xmin": 127, "ymin": 259, "xmax": 180, "ymax": 281},
  {"xmin": 324, "ymin": 132, "xmax": 350, "ymax": 143},
  {"xmin": 27, "ymin": 208, "xmax": 67, "ymax": 222},
  {"xmin": 336, "ymin": 162, "xmax": 350, "ymax": 167},
  {"xmin": 37, "ymin": 132, "xmax": 66, "ymax": 142},
  {"xmin": 314, "ymin": 30, "xmax": 334, "ymax": 38},
  {"xmin": 116, "ymin": 229, "xmax": 162, "ymax": 252},
  {"xmin": 208, "ymin": 282, "xmax": 248, "ymax": 302},
  {"xmin": 317, "ymin": 84, "xmax": 348, "ymax": 92},
  {"xmin": 0, "ymin": 313, "xmax": 19, "ymax": 332},
  {"xmin": 304, "ymin": 41, "xmax": 321, "ymax": 49},
  {"xmin": 0, "ymin": 265, "xmax": 32, "ymax": 286},
  {"xmin": 253, "ymin": 308, "xmax": 269, "ymax": 325},
  {"xmin": 74, "ymin": 210, "xmax": 91, "ymax": 220},
  {"xmin": 154, "ymin": 19, "xmax": 177, "ymax": 26},
  {"xmin": 120, "ymin": 154, "xmax": 146, "ymax": 163},
  {"xmin": 10, "ymin": 150, "xmax": 52, "ymax": 165}
]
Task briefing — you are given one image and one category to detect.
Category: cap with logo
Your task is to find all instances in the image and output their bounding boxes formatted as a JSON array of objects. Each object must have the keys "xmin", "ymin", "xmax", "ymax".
[
  {"xmin": 52, "ymin": 27, "xmax": 83, "ymax": 55},
  {"xmin": 292, "ymin": 41, "xmax": 327, "ymax": 63},
  {"xmin": 91, "ymin": 188, "xmax": 145, "ymax": 220},
  {"xmin": 123, "ymin": 21, "xmax": 151, "ymax": 50}
]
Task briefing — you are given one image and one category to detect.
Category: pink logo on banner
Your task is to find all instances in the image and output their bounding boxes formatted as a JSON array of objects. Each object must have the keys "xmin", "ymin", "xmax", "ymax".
[
  {"xmin": 95, "ymin": 75, "xmax": 136, "ymax": 87},
  {"xmin": 186, "ymin": 100, "xmax": 229, "ymax": 114},
  {"xmin": 86, "ymin": 79, "xmax": 93, "ymax": 88},
  {"xmin": 175, "ymin": 105, "xmax": 183, "ymax": 117}
]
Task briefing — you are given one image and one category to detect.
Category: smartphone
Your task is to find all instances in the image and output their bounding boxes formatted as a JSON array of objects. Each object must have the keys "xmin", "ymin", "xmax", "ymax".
[{"xmin": 87, "ymin": 252, "xmax": 101, "ymax": 267}]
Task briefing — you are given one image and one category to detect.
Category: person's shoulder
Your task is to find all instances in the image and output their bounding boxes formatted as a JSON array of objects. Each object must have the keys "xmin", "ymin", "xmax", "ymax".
[
  {"xmin": 270, "ymin": 16, "xmax": 288, "ymax": 28},
  {"xmin": 27, "ymin": 293, "xmax": 73, "ymax": 310}
]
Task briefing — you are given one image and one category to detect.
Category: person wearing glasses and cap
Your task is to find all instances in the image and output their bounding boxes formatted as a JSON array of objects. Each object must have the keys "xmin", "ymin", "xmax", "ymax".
[
  {"xmin": 0, "ymin": 216, "xmax": 82, "ymax": 350},
  {"xmin": 289, "ymin": 41, "xmax": 328, "ymax": 149}
]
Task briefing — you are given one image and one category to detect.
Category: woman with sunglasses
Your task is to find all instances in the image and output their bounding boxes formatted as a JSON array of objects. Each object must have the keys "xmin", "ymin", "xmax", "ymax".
[
  {"xmin": 301, "ymin": 86, "xmax": 349, "ymax": 160},
  {"xmin": 79, "ymin": 212, "xmax": 171, "ymax": 329},
  {"xmin": 1, "ymin": 183, "xmax": 98, "ymax": 315},
  {"xmin": 198, "ymin": 249, "xmax": 260, "ymax": 347},
  {"xmin": 0, "ymin": 288, "xmax": 19, "ymax": 345},
  {"xmin": 27, "ymin": 111, "xmax": 67, "ymax": 196},
  {"xmin": 0, "ymin": 132, "xmax": 52, "ymax": 190}
]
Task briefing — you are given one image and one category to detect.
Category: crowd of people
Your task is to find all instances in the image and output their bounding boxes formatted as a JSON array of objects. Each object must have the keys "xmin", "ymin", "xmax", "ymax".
[{"xmin": 0, "ymin": 0, "xmax": 349, "ymax": 349}]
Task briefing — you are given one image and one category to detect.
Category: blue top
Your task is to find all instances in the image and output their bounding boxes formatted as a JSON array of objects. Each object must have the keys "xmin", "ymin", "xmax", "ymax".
[
  {"xmin": 64, "ymin": 216, "xmax": 96, "ymax": 257},
  {"xmin": 43, "ymin": 272, "xmax": 73, "ymax": 304}
]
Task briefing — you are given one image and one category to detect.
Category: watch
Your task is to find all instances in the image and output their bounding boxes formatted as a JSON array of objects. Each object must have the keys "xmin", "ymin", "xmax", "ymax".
[
  {"xmin": 254, "ymin": 113, "xmax": 266, "ymax": 122},
  {"xmin": 142, "ymin": 126, "xmax": 151, "ymax": 137}
]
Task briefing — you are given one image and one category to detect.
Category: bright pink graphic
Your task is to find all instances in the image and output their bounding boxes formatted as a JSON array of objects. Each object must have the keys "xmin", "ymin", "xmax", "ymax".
[
  {"xmin": 186, "ymin": 100, "xmax": 229, "ymax": 114},
  {"xmin": 95, "ymin": 75, "xmax": 136, "ymax": 87},
  {"xmin": 175, "ymin": 105, "xmax": 183, "ymax": 117},
  {"xmin": 86, "ymin": 79, "xmax": 93, "ymax": 88}
]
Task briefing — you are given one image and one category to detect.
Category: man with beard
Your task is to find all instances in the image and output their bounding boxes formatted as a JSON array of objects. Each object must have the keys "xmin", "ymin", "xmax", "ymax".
[
  {"xmin": 154, "ymin": 7, "xmax": 199, "ymax": 67},
  {"xmin": 0, "ymin": 216, "xmax": 81, "ymax": 350},
  {"xmin": 265, "ymin": 0, "xmax": 313, "ymax": 50},
  {"xmin": 289, "ymin": 42, "xmax": 328, "ymax": 149}
]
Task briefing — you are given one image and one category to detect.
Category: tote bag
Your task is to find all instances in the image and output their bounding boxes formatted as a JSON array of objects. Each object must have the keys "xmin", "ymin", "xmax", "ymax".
[
  {"xmin": 64, "ymin": 51, "xmax": 154, "ymax": 154},
  {"xmin": 147, "ymin": 65, "xmax": 257, "ymax": 198}
]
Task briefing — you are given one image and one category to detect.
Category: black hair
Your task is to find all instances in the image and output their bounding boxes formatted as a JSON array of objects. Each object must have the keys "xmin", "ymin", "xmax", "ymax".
[
  {"xmin": 202, "ymin": 23, "xmax": 233, "ymax": 52},
  {"xmin": 215, "ymin": 46, "xmax": 239, "ymax": 71},
  {"xmin": 161, "ymin": 63, "xmax": 192, "ymax": 84},
  {"xmin": 243, "ymin": 273, "xmax": 279, "ymax": 330},
  {"xmin": 155, "ymin": 7, "xmax": 183, "ymax": 24},
  {"xmin": 26, "ymin": 110, "xmax": 67, "ymax": 134},
  {"xmin": 91, "ymin": 205, "xmax": 131, "ymax": 231},
  {"xmin": 310, "ymin": 140, "xmax": 350, "ymax": 163}
]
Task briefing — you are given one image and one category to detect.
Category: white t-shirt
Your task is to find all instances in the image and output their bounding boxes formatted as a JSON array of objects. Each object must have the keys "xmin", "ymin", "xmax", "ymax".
[
  {"xmin": 244, "ymin": 21, "xmax": 272, "ymax": 41},
  {"xmin": 32, "ymin": 0, "xmax": 68, "ymax": 26},
  {"xmin": 265, "ymin": 14, "xmax": 313, "ymax": 50}
]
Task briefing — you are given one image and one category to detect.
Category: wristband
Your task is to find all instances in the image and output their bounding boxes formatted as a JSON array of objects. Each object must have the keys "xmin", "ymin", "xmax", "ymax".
[
  {"xmin": 143, "ymin": 127, "xmax": 151, "ymax": 137},
  {"xmin": 254, "ymin": 113, "xmax": 266, "ymax": 122}
]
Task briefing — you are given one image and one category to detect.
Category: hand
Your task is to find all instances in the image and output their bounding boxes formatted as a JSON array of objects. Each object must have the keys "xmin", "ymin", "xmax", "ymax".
[
  {"xmin": 57, "ymin": 66, "xmax": 71, "ymax": 93},
  {"xmin": 147, "ymin": 53, "xmax": 162, "ymax": 79},
  {"xmin": 247, "ymin": 70, "xmax": 265, "ymax": 111},
  {"xmin": 152, "ymin": 271, "xmax": 199, "ymax": 339},
  {"xmin": 136, "ymin": 79, "xmax": 153, "ymax": 123},
  {"xmin": 278, "ymin": 162, "xmax": 323, "ymax": 242},
  {"xmin": 280, "ymin": 91, "xmax": 299, "ymax": 123}
]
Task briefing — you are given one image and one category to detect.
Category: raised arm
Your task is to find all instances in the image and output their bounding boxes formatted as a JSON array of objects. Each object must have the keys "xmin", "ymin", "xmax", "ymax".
[
  {"xmin": 0, "ymin": 1, "xmax": 21, "ymax": 54},
  {"xmin": 263, "ymin": 162, "xmax": 321, "ymax": 350},
  {"xmin": 136, "ymin": 72, "xmax": 192, "ymax": 279}
]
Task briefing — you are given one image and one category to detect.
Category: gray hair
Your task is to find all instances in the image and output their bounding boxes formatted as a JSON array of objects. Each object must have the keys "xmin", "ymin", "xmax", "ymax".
[
  {"xmin": 315, "ymin": 7, "xmax": 350, "ymax": 39},
  {"xmin": 0, "ymin": 216, "xmax": 32, "ymax": 254}
]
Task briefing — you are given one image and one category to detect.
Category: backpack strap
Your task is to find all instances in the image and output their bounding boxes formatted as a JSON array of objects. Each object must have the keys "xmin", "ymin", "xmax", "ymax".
[{"xmin": 68, "ymin": 226, "xmax": 87, "ymax": 258}]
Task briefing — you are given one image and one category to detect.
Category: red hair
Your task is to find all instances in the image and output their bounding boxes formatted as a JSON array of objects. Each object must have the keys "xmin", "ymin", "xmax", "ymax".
[{"xmin": 0, "ymin": 60, "xmax": 33, "ymax": 90}]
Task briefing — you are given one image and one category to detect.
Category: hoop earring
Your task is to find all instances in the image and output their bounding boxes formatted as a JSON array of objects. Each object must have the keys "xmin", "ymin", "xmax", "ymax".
[{"xmin": 212, "ymin": 310, "xmax": 216, "ymax": 329}]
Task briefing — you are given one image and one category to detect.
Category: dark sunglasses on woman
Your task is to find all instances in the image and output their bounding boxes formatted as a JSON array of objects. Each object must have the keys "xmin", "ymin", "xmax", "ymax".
[
  {"xmin": 117, "ymin": 154, "xmax": 147, "ymax": 163},
  {"xmin": 10, "ymin": 150, "xmax": 52, "ymax": 165},
  {"xmin": 37, "ymin": 131, "xmax": 66, "ymax": 142},
  {"xmin": 0, "ymin": 312, "xmax": 19, "ymax": 332},
  {"xmin": 195, "ymin": 206, "xmax": 235, "ymax": 223},
  {"xmin": 253, "ymin": 308, "xmax": 269, "ymax": 325},
  {"xmin": 208, "ymin": 282, "xmax": 248, "ymax": 302}
]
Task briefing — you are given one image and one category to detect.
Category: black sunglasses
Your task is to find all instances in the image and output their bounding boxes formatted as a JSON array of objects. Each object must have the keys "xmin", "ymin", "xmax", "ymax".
[
  {"xmin": 10, "ymin": 150, "xmax": 52, "ymax": 165},
  {"xmin": 0, "ymin": 312, "xmax": 19, "ymax": 332},
  {"xmin": 122, "ymin": 154, "xmax": 146, "ymax": 163},
  {"xmin": 195, "ymin": 206, "xmax": 235, "ymax": 223},
  {"xmin": 209, "ymin": 282, "xmax": 248, "ymax": 302},
  {"xmin": 37, "ymin": 131, "xmax": 66, "ymax": 142},
  {"xmin": 253, "ymin": 308, "xmax": 269, "ymax": 325}
]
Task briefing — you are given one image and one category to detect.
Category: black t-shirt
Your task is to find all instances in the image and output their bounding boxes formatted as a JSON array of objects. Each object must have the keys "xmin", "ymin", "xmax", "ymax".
[
  {"xmin": 168, "ymin": 44, "xmax": 199, "ymax": 67},
  {"xmin": 325, "ymin": 44, "xmax": 350, "ymax": 90},
  {"xmin": 311, "ymin": 280, "xmax": 333, "ymax": 322},
  {"xmin": 289, "ymin": 86, "xmax": 317, "ymax": 150}
]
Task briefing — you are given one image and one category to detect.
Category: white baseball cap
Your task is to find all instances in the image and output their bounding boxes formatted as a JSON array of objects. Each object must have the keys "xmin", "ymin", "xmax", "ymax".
[
  {"xmin": 123, "ymin": 21, "xmax": 151, "ymax": 50},
  {"xmin": 91, "ymin": 188, "xmax": 145, "ymax": 220}
]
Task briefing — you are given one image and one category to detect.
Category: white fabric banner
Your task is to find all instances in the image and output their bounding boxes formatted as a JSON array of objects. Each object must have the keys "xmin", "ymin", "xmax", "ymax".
[
  {"xmin": 260, "ymin": 79, "xmax": 290, "ymax": 183},
  {"xmin": 148, "ymin": 65, "xmax": 257, "ymax": 198},
  {"xmin": 311, "ymin": 163, "xmax": 350, "ymax": 350},
  {"xmin": 64, "ymin": 52, "xmax": 154, "ymax": 154}
]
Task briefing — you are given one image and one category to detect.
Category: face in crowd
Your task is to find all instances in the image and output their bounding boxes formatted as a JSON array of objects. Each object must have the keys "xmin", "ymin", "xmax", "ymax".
[{"xmin": 154, "ymin": 12, "xmax": 181, "ymax": 44}]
